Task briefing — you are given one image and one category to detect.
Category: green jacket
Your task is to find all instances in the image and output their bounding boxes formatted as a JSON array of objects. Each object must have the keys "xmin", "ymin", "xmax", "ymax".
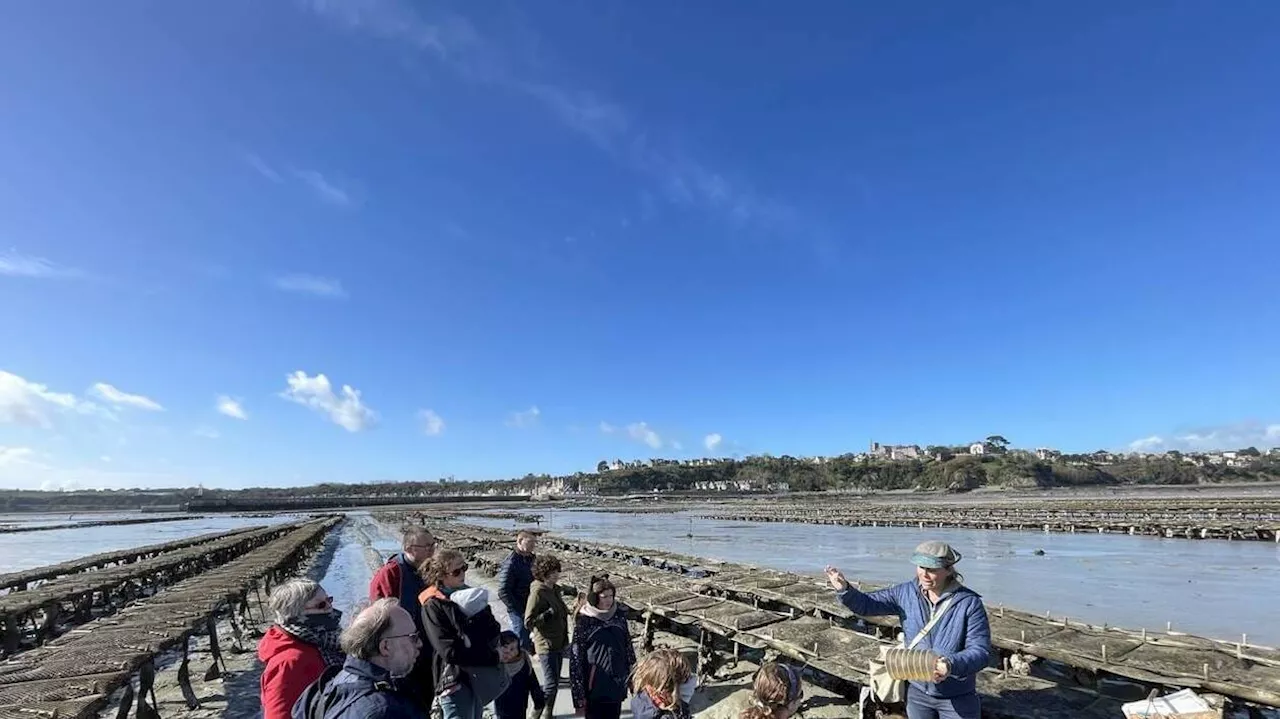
[{"xmin": 523, "ymin": 580, "xmax": 569, "ymax": 654}]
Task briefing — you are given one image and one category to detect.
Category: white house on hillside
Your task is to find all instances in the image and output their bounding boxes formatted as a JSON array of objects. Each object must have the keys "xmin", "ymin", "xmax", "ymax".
[{"xmin": 969, "ymin": 443, "xmax": 986, "ymax": 455}]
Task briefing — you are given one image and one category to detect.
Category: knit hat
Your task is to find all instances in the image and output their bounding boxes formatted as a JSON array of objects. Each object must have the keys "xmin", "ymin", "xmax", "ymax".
[{"xmin": 911, "ymin": 540, "xmax": 961, "ymax": 569}]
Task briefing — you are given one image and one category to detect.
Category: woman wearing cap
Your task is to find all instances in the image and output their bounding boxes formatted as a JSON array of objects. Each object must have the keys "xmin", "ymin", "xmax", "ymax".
[{"xmin": 824, "ymin": 541, "xmax": 990, "ymax": 719}]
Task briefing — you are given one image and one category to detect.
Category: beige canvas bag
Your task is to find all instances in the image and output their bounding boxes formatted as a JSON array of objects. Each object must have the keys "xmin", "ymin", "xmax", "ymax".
[{"xmin": 868, "ymin": 596, "xmax": 954, "ymax": 703}]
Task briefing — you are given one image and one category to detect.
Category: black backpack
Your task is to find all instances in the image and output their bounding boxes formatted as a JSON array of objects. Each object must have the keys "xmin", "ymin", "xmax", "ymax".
[{"xmin": 291, "ymin": 666, "xmax": 393, "ymax": 719}]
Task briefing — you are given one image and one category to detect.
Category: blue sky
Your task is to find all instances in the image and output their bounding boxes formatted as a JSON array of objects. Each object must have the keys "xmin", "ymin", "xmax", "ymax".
[{"xmin": 2, "ymin": 1, "xmax": 1278, "ymax": 490}]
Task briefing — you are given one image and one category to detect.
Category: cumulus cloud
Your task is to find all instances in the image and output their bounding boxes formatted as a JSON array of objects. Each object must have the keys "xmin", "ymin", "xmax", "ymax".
[
  {"xmin": 1125, "ymin": 421, "xmax": 1280, "ymax": 453},
  {"xmin": 280, "ymin": 371, "xmax": 377, "ymax": 432},
  {"xmin": 507, "ymin": 406, "xmax": 541, "ymax": 428},
  {"xmin": 627, "ymin": 421, "xmax": 663, "ymax": 450},
  {"xmin": 272, "ymin": 274, "xmax": 349, "ymax": 299},
  {"xmin": 90, "ymin": 383, "xmax": 164, "ymax": 412},
  {"xmin": 216, "ymin": 395, "xmax": 248, "ymax": 420},
  {"xmin": 0, "ymin": 370, "xmax": 106, "ymax": 427},
  {"xmin": 0, "ymin": 446, "xmax": 38, "ymax": 466},
  {"xmin": 704, "ymin": 433, "xmax": 723, "ymax": 452},
  {"xmin": 419, "ymin": 409, "xmax": 445, "ymax": 436}
]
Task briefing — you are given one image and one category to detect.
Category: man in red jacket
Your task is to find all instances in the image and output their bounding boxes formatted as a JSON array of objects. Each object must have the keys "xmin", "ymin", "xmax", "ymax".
[{"xmin": 369, "ymin": 526, "xmax": 436, "ymax": 710}]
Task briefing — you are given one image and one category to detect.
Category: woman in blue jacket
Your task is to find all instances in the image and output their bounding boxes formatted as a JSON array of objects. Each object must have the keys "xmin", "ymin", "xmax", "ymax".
[{"xmin": 825, "ymin": 541, "xmax": 991, "ymax": 719}]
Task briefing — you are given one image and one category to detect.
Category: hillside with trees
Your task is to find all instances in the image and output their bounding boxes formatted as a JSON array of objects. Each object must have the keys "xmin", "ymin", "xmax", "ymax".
[{"xmin": 3, "ymin": 447, "xmax": 1279, "ymax": 512}]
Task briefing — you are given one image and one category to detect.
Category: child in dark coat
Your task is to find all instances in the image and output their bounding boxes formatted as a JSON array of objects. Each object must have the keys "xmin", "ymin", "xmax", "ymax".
[{"xmin": 494, "ymin": 631, "xmax": 547, "ymax": 719}]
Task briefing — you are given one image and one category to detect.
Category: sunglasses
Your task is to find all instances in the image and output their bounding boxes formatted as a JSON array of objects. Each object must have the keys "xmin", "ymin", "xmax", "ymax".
[
  {"xmin": 306, "ymin": 596, "xmax": 334, "ymax": 611},
  {"xmin": 447, "ymin": 564, "xmax": 468, "ymax": 577}
]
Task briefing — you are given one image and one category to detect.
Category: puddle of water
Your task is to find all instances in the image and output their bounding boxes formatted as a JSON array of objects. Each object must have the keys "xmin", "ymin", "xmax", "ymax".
[{"xmin": 0, "ymin": 513, "xmax": 298, "ymax": 574}]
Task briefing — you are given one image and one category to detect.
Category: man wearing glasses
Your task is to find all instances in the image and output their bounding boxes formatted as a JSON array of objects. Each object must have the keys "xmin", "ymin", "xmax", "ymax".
[
  {"xmin": 370, "ymin": 527, "xmax": 437, "ymax": 710},
  {"xmin": 299, "ymin": 598, "xmax": 423, "ymax": 718}
]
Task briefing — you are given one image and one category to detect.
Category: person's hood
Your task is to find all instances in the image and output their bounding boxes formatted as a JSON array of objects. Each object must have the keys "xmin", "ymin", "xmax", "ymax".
[
  {"xmin": 450, "ymin": 586, "xmax": 490, "ymax": 617},
  {"xmin": 257, "ymin": 624, "xmax": 311, "ymax": 663}
]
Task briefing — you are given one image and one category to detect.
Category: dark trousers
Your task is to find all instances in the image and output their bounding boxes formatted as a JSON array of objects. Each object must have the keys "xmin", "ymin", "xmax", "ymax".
[
  {"xmin": 905, "ymin": 684, "xmax": 981, "ymax": 719},
  {"xmin": 585, "ymin": 700, "xmax": 622, "ymax": 719},
  {"xmin": 535, "ymin": 649, "xmax": 564, "ymax": 713}
]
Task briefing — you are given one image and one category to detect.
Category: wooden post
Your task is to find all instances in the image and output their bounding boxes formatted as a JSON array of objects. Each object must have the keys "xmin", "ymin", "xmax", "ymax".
[
  {"xmin": 1202, "ymin": 663, "xmax": 1209, "ymax": 681},
  {"xmin": 1166, "ymin": 621, "xmax": 1172, "ymax": 632},
  {"xmin": 1101, "ymin": 644, "xmax": 1107, "ymax": 663}
]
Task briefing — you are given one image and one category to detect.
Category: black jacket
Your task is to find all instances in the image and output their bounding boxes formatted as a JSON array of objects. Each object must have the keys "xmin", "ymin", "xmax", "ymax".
[
  {"xmin": 492, "ymin": 655, "xmax": 547, "ymax": 719},
  {"xmin": 421, "ymin": 588, "xmax": 502, "ymax": 695},
  {"xmin": 569, "ymin": 608, "xmax": 635, "ymax": 706}
]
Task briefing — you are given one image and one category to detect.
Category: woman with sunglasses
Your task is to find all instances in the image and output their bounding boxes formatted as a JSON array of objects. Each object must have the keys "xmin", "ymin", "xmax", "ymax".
[
  {"xmin": 258, "ymin": 578, "xmax": 344, "ymax": 719},
  {"xmin": 738, "ymin": 662, "xmax": 804, "ymax": 719},
  {"xmin": 421, "ymin": 549, "xmax": 502, "ymax": 719},
  {"xmin": 569, "ymin": 575, "xmax": 636, "ymax": 719}
]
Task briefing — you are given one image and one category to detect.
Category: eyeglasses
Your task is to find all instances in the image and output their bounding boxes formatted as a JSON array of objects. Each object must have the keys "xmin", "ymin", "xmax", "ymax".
[
  {"xmin": 383, "ymin": 632, "xmax": 423, "ymax": 645},
  {"xmin": 447, "ymin": 564, "xmax": 468, "ymax": 577},
  {"xmin": 408, "ymin": 542, "xmax": 436, "ymax": 550}
]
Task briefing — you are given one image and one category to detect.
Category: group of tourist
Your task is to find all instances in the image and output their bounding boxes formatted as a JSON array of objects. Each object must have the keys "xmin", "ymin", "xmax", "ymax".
[{"xmin": 257, "ymin": 526, "xmax": 989, "ymax": 719}]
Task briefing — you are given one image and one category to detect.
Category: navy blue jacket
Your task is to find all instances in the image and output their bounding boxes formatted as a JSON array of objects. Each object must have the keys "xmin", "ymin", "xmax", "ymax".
[
  {"xmin": 630, "ymin": 691, "xmax": 690, "ymax": 719},
  {"xmin": 296, "ymin": 656, "xmax": 422, "ymax": 719},
  {"xmin": 496, "ymin": 551, "xmax": 535, "ymax": 614},
  {"xmin": 837, "ymin": 580, "xmax": 991, "ymax": 698},
  {"xmin": 493, "ymin": 655, "xmax": 547, "ymax": 719}
]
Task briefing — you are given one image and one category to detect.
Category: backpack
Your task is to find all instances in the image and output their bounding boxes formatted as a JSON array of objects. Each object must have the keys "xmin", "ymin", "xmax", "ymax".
[{"xmin": 291, "ymin": 665, "xmax": 393, "ymax": 719}]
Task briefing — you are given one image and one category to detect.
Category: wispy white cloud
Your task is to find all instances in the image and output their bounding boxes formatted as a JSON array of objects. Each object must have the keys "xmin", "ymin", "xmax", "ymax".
[
  {"xmin": 0, "ymin": 250, "xmax": 86, "ymax": 280},
  {"xmin": 704, "ymin": 433, "xmax": 723, "ymax": 452},
  {"xmin": 1127, "ymin": 436, "xmax": 1163, "ymax": 452},
  {"xmin": 280, "ymin": 370, "xmax": 377, "ymax": 432},
  {"xmin": 292, "ymin": 169, "xmax": 352, "ymax": 206},
  {"xmin": 507, "ymin": 406, "xmax": 541, "ymax": 429},
  {"xmin": 216, "ymin": 395, "xmax": 248, "ymax": 420},
  {"xmin": 1125, "ymin": 421, "xmax": 1280, "ymax": 453},
  {"xmin": 419, "ymin": 409, "xmax": 445, "ymax": 436},
  {"xmin": 245, "ymin": 153, "xmax": 284, "ymax": 183},
  {"xmin": 194, "ymin": 426, "xmax": 221, "ymax": 440},
  {"xmin": 599, "ymin": 421, "xmax": 616, "ymax": 434},
  {"xmin": 302, "ymin": 0, "xmax": 809, "ymax": 242},
  {"xmin": 272, "ymin": 274, "xmax": 349, "ymax": 299},
  {"xmin": 0, "ymin": 370, "xmax": 108, "ymax": 428},
  {"xmin": 627, "ymin": 421, "xmax": 663, "ymax": 450},
  {"xmin": 244, "ymin": 152, "xmax": 355, "ymax": 206},
  {"xmin": 90, "ymin": 383, "xmax": 164, "ymax": 412}
]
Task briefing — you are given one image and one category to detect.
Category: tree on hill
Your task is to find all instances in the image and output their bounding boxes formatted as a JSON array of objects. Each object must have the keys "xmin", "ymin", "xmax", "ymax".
[{"xmin": 984, "ymin": 435, "xmax": 1010, "ymax": 454}]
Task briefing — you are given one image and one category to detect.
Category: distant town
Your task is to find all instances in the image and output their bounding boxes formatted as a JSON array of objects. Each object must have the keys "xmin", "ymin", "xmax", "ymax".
[{"xmin": 597, "ymin": 437, "xmax": 1280, "ymax": 473}]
